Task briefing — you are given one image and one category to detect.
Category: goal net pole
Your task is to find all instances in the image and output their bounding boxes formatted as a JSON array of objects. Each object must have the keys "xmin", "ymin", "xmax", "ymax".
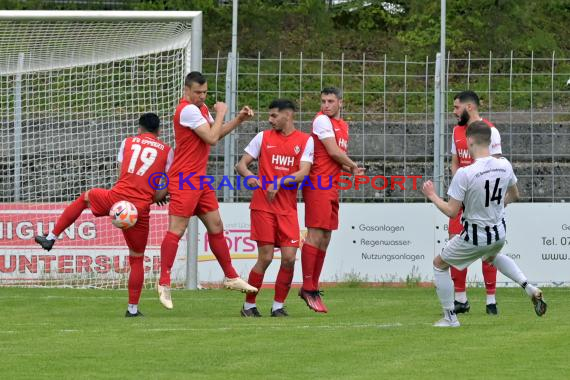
[{"xmin": 0, "ymin": 10, "xmax": 202, "ymax": 289}]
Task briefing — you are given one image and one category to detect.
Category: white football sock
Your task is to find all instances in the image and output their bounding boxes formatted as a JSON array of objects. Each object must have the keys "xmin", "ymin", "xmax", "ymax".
[
  {"xmin": 524, "ymin": 283, "xmax": 539, "ymax": 298},
  {"xmin": 128, "ymin": 304, "xmax": 138, "ymax": 314},
  {"xmin": 443, "ymin": 309, "xmax": 458, "ymax": 323},
  {"xmin": 455, "ymin": 291, "xmax": 468, "ymax": 303},
  {"xmin": 433, "ymin": 266, "xmax": 455, "ymax": 311},
  {"xmin": 486, "ymin": 294, "xmax": 496, "ymax": 305},
  {"xmin": 492, "ymin": 254, "xmax": 527, "ymax": 286},
  {"xmin": 243, "ymin": 302, "xmax": 256, "ymax": 310},
  {"xmin": 272, "ymin": 301, "xmax": 284, "ymax": 312},
  {"xmin": 47, "ymin": 233, "xmax": 57, "ymax": 241}
]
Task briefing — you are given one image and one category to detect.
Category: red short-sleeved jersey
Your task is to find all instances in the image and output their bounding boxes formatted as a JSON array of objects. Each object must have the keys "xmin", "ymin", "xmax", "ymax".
[
  {"xmin": 249, "ymin": 129, "xmax": 312, "ymax": 215},
  {"xmin": 112, "ymin": 133, "xmax": 171, "ymax": 204},
  {"xmin": 168, "ymin": 99, "xmax": 213, "ymax": 186},
  {"xmin": 308, "ymin": 112, "xmax": 349, "ymax": 190},
  {"xmin": 452, "ymin": 119, "xmax": 497, "ymax": 168}
]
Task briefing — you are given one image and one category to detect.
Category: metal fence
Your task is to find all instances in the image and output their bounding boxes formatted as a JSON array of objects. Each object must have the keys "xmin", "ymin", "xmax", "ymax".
[{"xmin": 202, "ymin": 52, "xmax": 570, "ymax": 202}]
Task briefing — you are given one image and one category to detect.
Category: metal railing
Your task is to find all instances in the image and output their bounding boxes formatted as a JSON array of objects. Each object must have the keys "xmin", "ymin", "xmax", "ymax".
[{"xmin": 202, "ymin": 51, "xmax": 570, "ymax": 202}]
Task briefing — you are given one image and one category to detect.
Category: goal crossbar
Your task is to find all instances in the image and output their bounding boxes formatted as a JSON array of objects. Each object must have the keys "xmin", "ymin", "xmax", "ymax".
[
  {"xmin": 0, "ymin": 10, "xmax": 203, "ymax": 75},
  {"xmin": 0, "ymin": 10, "xmax": 202, "ymax": 22}
]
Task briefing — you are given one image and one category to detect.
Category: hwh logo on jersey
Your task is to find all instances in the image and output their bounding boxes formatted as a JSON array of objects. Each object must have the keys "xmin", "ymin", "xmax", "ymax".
[
  {"xmin": 271, "ymin": 154, "xmax": 295, "ymax": 167},
  {"xmin": 338, "ymin": 138, "xmax": 348, "ymax": 150},
  {"xmin": 458, "ymin": 149, "xmax": 470, "ymax": 159}
]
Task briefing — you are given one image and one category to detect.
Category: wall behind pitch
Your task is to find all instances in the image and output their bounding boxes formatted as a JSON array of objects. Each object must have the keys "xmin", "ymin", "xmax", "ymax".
[
  {"xmin": 196, "ymin": 203, "xmax": 570, "ymax": 287},
  {"xmin": 1, "ymin": 203, "xmax": 568, "ymax": 287}
]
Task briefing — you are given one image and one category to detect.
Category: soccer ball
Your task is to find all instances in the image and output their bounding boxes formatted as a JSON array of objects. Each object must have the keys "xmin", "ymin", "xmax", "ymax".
[{"xmin": 109, "ymin": 200, "xmax": 138, "ymax": 229}]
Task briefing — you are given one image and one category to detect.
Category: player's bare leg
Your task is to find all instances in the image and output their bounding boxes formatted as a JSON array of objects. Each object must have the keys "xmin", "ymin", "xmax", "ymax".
[
  {"xmin": 126, "ymin": 250, "xmax": 145, "ymax": 317},
  {"xmin": 487, "ymin": 255, "xmax": 547, "ymax": 316},
  {"xmin": 299, "ymin": 227, "xmax": 330, "ymax": 313},
  {"xmin": 433, "ymin": 255, "xmax": 460, "ymax": 327},
  {"xmin": 199, "ymin": 210, "xmax": 258, "ymax": 293},
  {"xmin": 271, "ymin": 246, "xmax": 296, "ymax": 317},
  {"xmin": 157, "ymin": 214, "xmax": 189, "ymax": 310},
  {"xmin": 35, "ymin": 190, "xmax": 91, "ymax": 251},
  {"xmin": 241, "ymin": 244, "xmax": 273, "ymax": 317}
]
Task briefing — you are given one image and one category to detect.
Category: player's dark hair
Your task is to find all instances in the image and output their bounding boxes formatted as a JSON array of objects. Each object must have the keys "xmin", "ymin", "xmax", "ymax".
[
  {"xmin": 466, "ymin": 120, "xmax": 491, "ymax": 145},
  {"xmin": 454, "ymin": 90, "xmax": 480, "ymax": 107},
  {"xmin": 268, "ymin": 99, "xmax": 297, "ymax": 112},
  {"xmin": 321, "ymin": 87, "xmax": 342, "ymax": 99},
  {"xmin": 139, "ymin": 112, "xmax": 160, "ymax": 133},
  {"xmin": 185, "ymin": 71, "xmax": 207, "ymax": 87}
]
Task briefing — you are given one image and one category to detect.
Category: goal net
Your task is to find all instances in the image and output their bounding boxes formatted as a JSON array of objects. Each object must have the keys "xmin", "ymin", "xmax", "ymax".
[{"xmin": 0, "ymin": 11, "xmax": 202, "ymax": 288}]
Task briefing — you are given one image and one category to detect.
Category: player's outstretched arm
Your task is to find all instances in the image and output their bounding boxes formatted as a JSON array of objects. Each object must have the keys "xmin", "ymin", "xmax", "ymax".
[
  {"xmin": 219, "ymin": 106, "xmax": 254, "ymax": 140},
  {"xmin": 422, "ymin": 180, "xmax": 462, "ymax": 218}
]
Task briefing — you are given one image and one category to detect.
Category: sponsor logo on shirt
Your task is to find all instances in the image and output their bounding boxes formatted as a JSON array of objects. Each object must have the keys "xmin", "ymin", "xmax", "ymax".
[
  {"xmin": 458, "ymin": 149, "xmax": 470, "ymax": 159},
  {"xmin": 271, "ymin": 154, "xmax": 295, "ymax": 167}
]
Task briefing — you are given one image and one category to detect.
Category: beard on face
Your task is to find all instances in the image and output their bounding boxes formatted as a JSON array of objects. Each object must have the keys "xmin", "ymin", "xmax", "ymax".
[{"xmin": 457, "ymin": 109, "xmax": 470, "ymax": 126}]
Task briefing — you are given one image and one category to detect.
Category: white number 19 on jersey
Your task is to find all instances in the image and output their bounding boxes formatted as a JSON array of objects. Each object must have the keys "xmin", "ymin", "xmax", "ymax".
[{"xmin": 127, "ymin": 144, "xmax": 157, "ymax": 176}]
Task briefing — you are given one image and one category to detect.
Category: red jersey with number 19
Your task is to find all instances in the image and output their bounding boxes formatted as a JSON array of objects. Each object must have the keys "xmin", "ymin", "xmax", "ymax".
[{"xmin": 112, "ymin": 132, "xmax": 172, "ymax": 204}]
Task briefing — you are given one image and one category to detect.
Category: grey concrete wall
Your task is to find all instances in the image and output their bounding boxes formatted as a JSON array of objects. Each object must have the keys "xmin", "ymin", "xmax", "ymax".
[{"xmin": 1, "ymin": 120, "xmax": 568, "ymax": 202}]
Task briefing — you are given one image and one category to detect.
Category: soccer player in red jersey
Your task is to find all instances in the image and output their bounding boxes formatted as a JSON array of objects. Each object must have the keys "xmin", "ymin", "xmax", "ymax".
[
  {"xmin": 300, "ymin": 87, "xmax": 364, "ymax": 313},
  {"xmin": 157, "ymin": 71, "xmax": 257, "ymax": 309},
  {"xmin": 450, "ymin": 91, "xmax": 503, "ymax": 315},
  {"xmin": 235, "ymin": 99, "xmax": 314, "ymax": 317},
  {"xmin": 35, "ymin": 113, "xmax": 173, "ymax": 317}
]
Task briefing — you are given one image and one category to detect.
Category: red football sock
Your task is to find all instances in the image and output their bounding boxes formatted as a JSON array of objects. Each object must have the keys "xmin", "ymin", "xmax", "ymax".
[
  {"xmin": 450, "ymin": 266, "xmax": 468, "ymax": 293},
  {"xmin": 128, "ymin": 256, "xmax": 144, "ymax": 305},
  {"xmin": 245, "ymin": 270, "xmax": 264, "ymax": 304},
  {"xmin": 159, "ymin": 231, "xmax": 181, "ymax": 286},
  {"xmin": 312, "ymin": 248, "xmax": 326, "ymax": 290},
  {"xmin": 208, "ymin": 232, "xmax": 239, "ymax": 279},
  {"xmin": 274, "ymin": 266, "xmax": 294, "ymax": 303},
  {"xmin": 482, "ymin": 260, "xmax": 497, "ymax": 295},
  {"xmin": 52, "ymin": 193, "xmax": 88, "ymax": 236},
  {"xmin": 301, "ymin": 243, "xmax": 319, "ymax": 291}
]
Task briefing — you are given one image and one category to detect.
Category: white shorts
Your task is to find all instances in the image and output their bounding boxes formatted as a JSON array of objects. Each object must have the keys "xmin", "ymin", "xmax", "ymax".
[{"xmin": 440, "ymin": 235, "xmax": 505, "ymax": 270}]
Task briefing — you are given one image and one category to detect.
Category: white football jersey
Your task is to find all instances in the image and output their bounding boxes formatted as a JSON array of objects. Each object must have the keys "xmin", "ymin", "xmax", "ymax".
[{"xmin": 448, "ymin": 156, "xmax": 517, "ymax": 244}]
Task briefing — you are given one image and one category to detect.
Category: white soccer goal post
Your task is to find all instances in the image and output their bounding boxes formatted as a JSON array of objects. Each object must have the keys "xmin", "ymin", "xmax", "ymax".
[{"xmin": 0, "ymin": 10, "xmax": 201, "ymax": 289}]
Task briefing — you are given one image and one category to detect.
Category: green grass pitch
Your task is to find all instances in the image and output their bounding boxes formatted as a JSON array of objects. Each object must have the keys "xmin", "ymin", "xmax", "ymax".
[{"xmin": 0, "ymin": 287, "xmax": 568, "ymax": 379}]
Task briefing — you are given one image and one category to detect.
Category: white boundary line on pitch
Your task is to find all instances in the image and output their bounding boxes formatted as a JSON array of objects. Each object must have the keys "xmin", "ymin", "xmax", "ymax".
[
  {"xmin": 46, "ymin": 323, "xmax": 407, "ymax": 333},
  {"xmin": 0, "ymin": 323, "xmax": 411, "ymax": 334}
]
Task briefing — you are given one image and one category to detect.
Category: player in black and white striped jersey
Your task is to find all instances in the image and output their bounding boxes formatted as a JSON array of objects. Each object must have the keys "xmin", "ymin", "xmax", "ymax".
[{"xmin": 422, "ymin": 120, "xmax": 547, "ymax": 327}]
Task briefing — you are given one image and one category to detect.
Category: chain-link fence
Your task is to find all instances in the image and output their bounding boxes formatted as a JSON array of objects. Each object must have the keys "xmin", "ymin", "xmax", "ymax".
[{"xmin": 202, "ymin": 52, "xmax": 570, "ymax": 202}]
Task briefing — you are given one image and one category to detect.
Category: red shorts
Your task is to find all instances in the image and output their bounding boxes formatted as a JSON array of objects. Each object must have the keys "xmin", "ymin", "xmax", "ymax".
[
  {"xmin": 87, "ymin": 188, "xmax": 150, "ymax": 254},
  {"xmin": 302, "ymin": 188, "xmax": 339, "ymax": 231},
  {"xmin": 168, "ymin": 187, "xmax": 219, "ymax": 218},
  {"xmin": 250, "ymin": 209, "xmax": 300, "ymax": 248},
  {"xmin": 449, "ymin": 209, "xmax": 464, "ymax": 235}
]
